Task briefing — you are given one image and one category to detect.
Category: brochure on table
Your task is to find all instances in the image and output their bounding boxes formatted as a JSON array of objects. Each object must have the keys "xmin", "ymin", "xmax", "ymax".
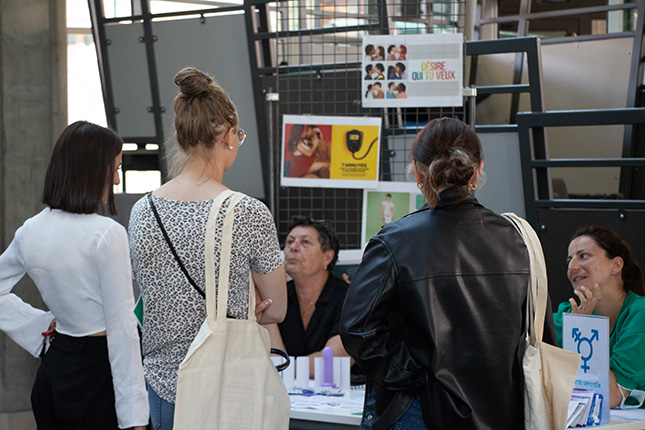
[
  {"xmin": 563, "ymin": 313, "xmax": 610, "ymax": 425},
  {"xmin": 361, "ymin": 33, "xmax": 463, "ymax": 108},
  {"xmin": 281, "ymin": 115, "xmax": 382, "ymax": 189}
]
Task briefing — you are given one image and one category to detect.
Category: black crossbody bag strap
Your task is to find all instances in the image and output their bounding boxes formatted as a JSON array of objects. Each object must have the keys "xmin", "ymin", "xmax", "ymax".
[{"xmin": 147, "ymin": 193, "xmax": 205, "ymax": 299}]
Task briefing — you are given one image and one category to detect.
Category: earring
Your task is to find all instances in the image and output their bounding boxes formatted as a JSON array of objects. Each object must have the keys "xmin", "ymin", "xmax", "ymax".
[
  {"xmin": 323, "ymin": 265, "xmax": 328, "ymax": 271},
  {"xmin": 470, "ymin": 183, "xmax": 477, "ymax": 190},
  {"xmin": 417, "ymin": 183, "xmax": 423, "ymax": 189},
  {"xmin": 229, "ymin": 146, "xmax": 234, "ymax": 150}
]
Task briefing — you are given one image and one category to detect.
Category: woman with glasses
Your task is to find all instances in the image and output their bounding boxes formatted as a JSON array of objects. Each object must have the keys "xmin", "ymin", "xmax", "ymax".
[{"xmin": 128, "ymin": 67, "xmax": 287, "ymax": 430}]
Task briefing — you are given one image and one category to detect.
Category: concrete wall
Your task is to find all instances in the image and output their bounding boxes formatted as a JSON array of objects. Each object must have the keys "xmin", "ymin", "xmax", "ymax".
[{"xmin": 0, "ymin": 0, "xmax": 66, "ymax": 414}]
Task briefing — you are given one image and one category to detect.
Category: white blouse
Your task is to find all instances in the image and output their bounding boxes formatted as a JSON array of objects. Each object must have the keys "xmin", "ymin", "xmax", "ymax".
[{"xmin": 0, "ymin": 208, "xmax": 149, "ymax": 428}]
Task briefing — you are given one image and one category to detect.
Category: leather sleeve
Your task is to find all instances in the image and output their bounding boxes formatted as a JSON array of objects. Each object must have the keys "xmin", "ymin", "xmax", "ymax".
[{"xmin": 340, "ymin": 238, "xmax": 426, "ymax": 393}]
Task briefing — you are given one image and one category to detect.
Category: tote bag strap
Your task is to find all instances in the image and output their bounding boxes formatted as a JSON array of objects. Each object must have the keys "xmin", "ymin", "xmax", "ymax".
[
  {"xmin": 205, "ymin": 191, "xmax": 246, "ymax": 320},
  {"xmin": 247, "ymin": 271, "xmax": 256, "ymax": 321},
  {"xmin": 204, "ymin": 189, "xmax": 234, "ymax": 318},
  {"xmin": 502, "ymin": 213, "xmax": 548, "ymax": 343}
]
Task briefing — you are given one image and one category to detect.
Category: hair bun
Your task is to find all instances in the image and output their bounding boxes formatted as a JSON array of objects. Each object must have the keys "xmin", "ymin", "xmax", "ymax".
[
  {"xmin": 447, "ymin": 149, "xmax": 475, "ymax": 186},
  {"xmin": 174, "ymin": 67, "xmax": 213, "ymax": 98}
]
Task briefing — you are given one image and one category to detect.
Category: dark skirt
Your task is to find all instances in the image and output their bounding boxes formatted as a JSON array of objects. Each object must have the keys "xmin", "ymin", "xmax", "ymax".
[{"xmin": 31, "ymin": 332, "xmax": 119, "ymax": 430}]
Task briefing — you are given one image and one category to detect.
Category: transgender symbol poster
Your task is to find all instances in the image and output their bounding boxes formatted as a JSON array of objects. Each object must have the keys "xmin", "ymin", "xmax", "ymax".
[
  {"xmin": 281, "ymin": 115, "xmax": 382, "ymax": 189},
  {"xmin": 361, "ymin": 33, "xmax": 463, "ymax": 108}
]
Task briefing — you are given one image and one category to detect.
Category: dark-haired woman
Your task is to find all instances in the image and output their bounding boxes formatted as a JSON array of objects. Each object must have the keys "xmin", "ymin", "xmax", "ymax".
[
  {"xmin": 340, "ymin": 117, "xmax": 555, "ymax": 429},
  {"xmin": 128, "ymin": 67, "xmax": 287, "ymax": 430},
  {"xmin": 554, "ymin": 225, "xmax": 645, "ymax": 408},
  {"xmin": 0, "ymin": 121, "xmax": 148, "ymax": 429}
]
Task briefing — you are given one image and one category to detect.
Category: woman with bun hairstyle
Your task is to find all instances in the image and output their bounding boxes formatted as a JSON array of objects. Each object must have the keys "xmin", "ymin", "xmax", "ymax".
[
  {"xmin": 554, "ymin": 225, "xmax": 645, "ymax": 408},
  {"xmin": 128, "ymin": 67, "xmax": 287, "ymax": 430},
  {"xmin": 0, "ymin": 121, "xmax": 148, "ymax": 429},
  {"xmin": 341, "ymin": 117, "xmax": 555, "ymax": 429}
]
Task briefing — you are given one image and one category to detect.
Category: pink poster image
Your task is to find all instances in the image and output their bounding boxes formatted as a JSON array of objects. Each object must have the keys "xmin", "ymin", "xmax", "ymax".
[{"xmin": 283, "ymin": 123, "xmax": 333, "ymax": 179}]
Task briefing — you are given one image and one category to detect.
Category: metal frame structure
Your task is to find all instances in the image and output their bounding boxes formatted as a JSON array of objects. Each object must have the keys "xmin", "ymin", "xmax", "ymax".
[
  {"xmin": 245, "ymin": 0, "xmax": 468, "ymax": 248},
  {"xmin": 88, "ymin": 0, "xmax": 645, "ymax": 247},
  {"xmin": 466, "ymin": 36, "xmax": 544, "ymax": 133},
  {"xmin": 477, "ymin": 1, "xmax": 645, "ymax": 198},
  {"xmin": 517, "ymin": 107, "xmax": 645, "ymax": 228},
  {"xmin": 88, "ymin": 0, "xmax": 255, "ymax": 189},
  {"xmin": 88, "ymin": 0, "xmax": 548, "ymax": 247}
]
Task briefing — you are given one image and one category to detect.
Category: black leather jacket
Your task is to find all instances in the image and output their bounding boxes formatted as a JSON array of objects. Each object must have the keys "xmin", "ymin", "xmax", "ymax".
[{"xmin": 340, "ymin": 190, "xmax": 556, "ymax": 430}]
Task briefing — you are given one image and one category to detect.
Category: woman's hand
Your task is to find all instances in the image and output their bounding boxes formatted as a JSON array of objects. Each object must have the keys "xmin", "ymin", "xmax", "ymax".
[
  {"xmin": 569, "ymin": 283, "xmax": 602, "ymax": 315},
  {"xmin": 254, "ymin": 289, "xmax": 273, "ymax": 323}
]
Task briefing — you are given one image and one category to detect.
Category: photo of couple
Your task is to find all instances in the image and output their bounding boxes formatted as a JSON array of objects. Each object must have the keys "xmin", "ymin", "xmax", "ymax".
[
  {"xmin": 386, "ymin": 44, "xmax": 407, "ymax": 61},
  {"xmin": 283, "ymin": 123, "xmax": 331, "ymax": 179},
  {"xmin": 365, "ymin": 82, "xmax": 406, "ymax": 99}
]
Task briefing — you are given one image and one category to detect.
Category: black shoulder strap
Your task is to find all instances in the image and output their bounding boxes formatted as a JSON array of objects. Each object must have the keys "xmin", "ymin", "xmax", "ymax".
[{"xmin": 146, "ymin": 193, "xmax": 205, "ymax": 299}]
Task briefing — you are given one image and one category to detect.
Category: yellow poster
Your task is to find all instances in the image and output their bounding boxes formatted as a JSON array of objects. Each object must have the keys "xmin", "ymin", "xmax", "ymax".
[
  {"xmin": 281, "ymin": 115, "xmax": 382, "ymax": 189},
  {"xmin": 330, "ymin": 125, "xmax": 380, "ymax": 180}
]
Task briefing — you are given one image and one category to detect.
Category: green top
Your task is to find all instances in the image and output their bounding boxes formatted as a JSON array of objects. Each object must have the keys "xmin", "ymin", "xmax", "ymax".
[{"xmin": 554, "ymin": 291, "xmax": 645, "ymax": 406}]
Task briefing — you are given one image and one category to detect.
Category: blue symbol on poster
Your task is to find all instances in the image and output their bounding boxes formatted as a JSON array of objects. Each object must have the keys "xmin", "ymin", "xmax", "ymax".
[{"xmin": 572, "ymin": 328, "xmax": 599, "ymax": 373}]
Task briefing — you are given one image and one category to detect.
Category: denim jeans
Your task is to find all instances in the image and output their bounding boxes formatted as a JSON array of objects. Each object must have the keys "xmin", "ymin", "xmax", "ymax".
[
  {"xmin": 148, "ymin": 384, "xmax": 175, "ymax": 430},
  {"xmin": 388, "ymin": 397, "xmax": 429, "ymax": 430}
]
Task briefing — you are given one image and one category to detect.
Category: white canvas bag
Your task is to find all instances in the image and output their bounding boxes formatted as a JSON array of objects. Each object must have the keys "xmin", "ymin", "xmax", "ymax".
[
  {"xmin": 174, "ymin": 191, "xmax": 290, "ymax": 430},
  {"xmin": 503, "ymin": 213, "xmax": 580, "ymax": 430}
]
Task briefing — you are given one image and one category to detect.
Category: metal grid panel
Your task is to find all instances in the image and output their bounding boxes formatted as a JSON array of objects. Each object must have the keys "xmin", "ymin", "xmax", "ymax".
[{"xmin": 255, "ymin": 0, "xmax": 466, "ymax": 249}]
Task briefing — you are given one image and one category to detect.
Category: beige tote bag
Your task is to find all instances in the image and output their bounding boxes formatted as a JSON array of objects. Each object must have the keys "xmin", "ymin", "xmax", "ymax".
[
  {"xmin": 503, "ymin": 213, "xmax": 581, "ymax": 430},
  {"xmin": 174, "ymin": 191, "xmax": 290, "ymax": 430}
]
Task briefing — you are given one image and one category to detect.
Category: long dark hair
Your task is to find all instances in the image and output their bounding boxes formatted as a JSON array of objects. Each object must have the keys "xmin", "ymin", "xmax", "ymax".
[
  {"xmin": 571, "ymin": 225, "xmax": 645, "ymax": 296},
  {"xmin": 42, "ymin": 121, "xmax": 122, "ymax": 215}
]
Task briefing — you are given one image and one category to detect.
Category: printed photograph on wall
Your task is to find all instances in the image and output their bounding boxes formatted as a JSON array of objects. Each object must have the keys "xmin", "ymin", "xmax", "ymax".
[
  {"xmin": 362, "ymin": 33, "xmax": 463, "ymax": 108},
  {"xmin": 361, "ymin": 182, "xmax": 423, "ymax": 247},
  {"xmin": 281, "ymin": 115, "xmax": 382, "ymax": 189}
]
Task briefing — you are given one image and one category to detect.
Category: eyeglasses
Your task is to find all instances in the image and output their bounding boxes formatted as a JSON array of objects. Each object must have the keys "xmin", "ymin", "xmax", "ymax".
[{"xmin": 237, "ymin": 128, "xmax": 247, "ymax": 146}]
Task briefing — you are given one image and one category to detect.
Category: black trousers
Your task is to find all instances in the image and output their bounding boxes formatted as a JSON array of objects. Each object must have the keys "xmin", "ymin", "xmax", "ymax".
[{"xmin": 31, "ymin": 332, "xmax": 119, "ymax": 430}]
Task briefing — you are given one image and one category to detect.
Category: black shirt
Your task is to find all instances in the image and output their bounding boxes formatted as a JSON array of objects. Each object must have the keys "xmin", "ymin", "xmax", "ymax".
[{"xmin": 278, "ymin": 274, "xmax": 348, "ymax": 357}]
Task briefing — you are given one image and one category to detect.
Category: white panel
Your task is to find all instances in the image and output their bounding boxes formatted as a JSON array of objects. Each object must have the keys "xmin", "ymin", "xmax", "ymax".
[
  {"xmin": 475, "ymin": 37, "xmax": 633, "ymax": 197},
  {"xmin": 477, "ymin": 132, "xmax": 525, "ymax": 218},
  {"xmin": 540, "ymin": 38, "xmax": 631, "ymax": 196},
  {"xmin": 105, "ymin": 22, "xmax": 156, "ymax": 137}
]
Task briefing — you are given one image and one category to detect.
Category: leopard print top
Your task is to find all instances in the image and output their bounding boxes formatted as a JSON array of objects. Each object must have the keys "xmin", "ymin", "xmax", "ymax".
[{"xmin": 128, "ymin": 193, "xmax": 282, "ymax": 403}]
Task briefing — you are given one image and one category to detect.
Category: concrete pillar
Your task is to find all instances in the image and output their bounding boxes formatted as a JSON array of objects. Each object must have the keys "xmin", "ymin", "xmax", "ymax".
[{"xmin": 0, "ymin": 0, "xmax": 66, "ymax": 413}]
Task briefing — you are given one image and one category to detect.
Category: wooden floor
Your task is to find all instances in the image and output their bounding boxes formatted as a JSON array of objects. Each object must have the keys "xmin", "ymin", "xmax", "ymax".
[{"xmin": 0, "ymin": 412, "xmax": 36, "ymax": 430}]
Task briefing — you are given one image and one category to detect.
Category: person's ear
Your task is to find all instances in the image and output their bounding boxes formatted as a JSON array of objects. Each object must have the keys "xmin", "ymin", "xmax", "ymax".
[
  {"xmin": 472, "ymin": 160, "xmax": 484, "ymax": 185},
  {"xmin": 221, "ymin": 127, "xmax": 234, "ymax": 147},
  {"xmin": 323, "ymin": 249, "xmax": 334, "ymax": 269},
  {"xmin": 611, "ymin": 256, "xmax": 624, "ymax": 276},
  {"xmin": 412, "ymin": 161, "xmax": 423, "ymax": 185}
]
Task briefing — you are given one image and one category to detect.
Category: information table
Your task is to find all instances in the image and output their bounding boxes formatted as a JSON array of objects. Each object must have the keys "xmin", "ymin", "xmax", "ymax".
[{"xmin": 289, "ymin": 389, "xmax": 645, "ymax": 430}]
